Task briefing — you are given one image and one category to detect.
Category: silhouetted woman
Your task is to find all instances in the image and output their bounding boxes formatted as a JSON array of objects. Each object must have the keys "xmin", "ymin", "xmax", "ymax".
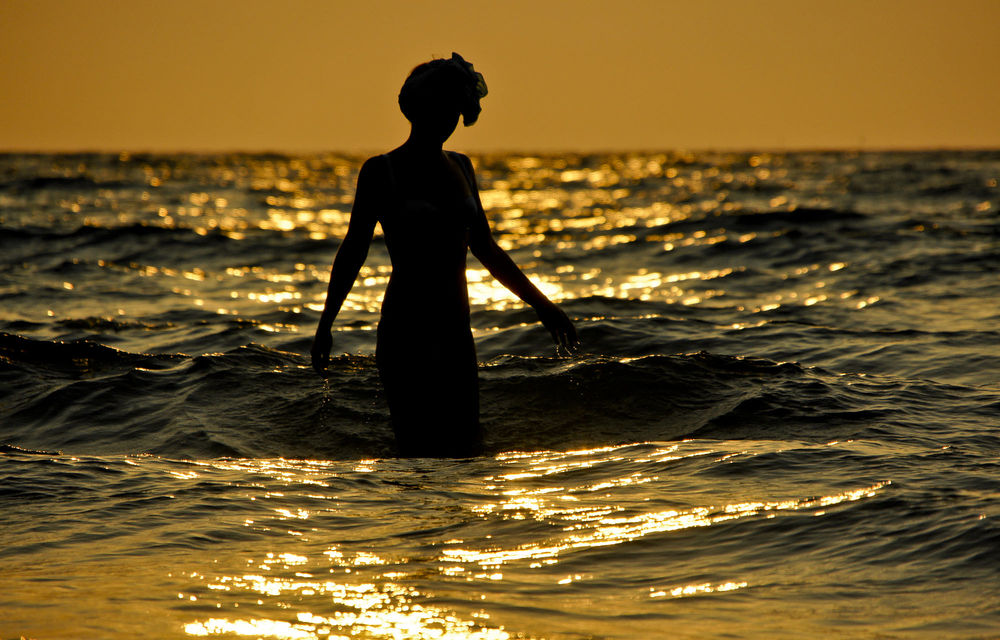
[{"xmin": 311, "ymin": 53, "xmax": 577, "ymax": 457}]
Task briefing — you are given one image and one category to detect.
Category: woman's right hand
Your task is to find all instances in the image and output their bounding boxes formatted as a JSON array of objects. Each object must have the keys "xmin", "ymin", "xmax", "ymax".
[{"xmin": 311, "ymin": 329, "xmax": 333, "ymax": 375}]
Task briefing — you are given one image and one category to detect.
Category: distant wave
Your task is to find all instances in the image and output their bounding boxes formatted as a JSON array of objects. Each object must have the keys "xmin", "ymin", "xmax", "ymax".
[{"xmin": 0, "ymin": 175, "xmax": 134, "ymax": 191}]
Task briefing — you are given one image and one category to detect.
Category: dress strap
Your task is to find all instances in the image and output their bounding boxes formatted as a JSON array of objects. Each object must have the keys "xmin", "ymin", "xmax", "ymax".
[{"xmin": 450, "ymin": 151, "xmax": 478, "ymax": 196}]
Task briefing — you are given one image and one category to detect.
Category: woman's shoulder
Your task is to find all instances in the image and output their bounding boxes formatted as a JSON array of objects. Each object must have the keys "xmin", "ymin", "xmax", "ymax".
[
  {"xmin": 445, "ymin": 151, "xmax": 476, "ymax": 177},
  {"xmin": 360, "ymin": 153, "xmax": 392, "ymax": 172},
  {"xmin": 357, "ymin": 154, "xmax": 394, "ymax": 187}
]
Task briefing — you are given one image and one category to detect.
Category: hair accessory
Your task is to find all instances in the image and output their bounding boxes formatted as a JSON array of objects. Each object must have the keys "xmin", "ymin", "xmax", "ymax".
[{"xmin": 450, "ymin": 52, "xmax": 488, "ymax": 100}]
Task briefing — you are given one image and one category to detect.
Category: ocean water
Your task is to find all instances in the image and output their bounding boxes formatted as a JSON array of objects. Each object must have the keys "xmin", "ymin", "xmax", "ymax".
[{"xmin": 1, "ymin": 150, "xmax": 998, "ymax": 639}]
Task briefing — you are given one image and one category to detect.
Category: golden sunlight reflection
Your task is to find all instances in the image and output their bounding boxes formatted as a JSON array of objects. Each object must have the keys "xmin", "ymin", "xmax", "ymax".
[
  {"xmin": 466, "ymin": 268, "xmax": 567, "ymax": 308},
  {"xmin": 187, "ymin": 457, "xmax": 338, "ymax": 487},
  {"xmin": 78, "ymin": 153, "xmax": 882, "ymax": 321},
  {"xmin": 186, "ymin": 618, "xmax": 311, "ymax": 638},
  {"xmin": 438, "ymin": 445, "xmax": 890, "ymax": 573},
  {"xmin": 184, "ymin": 574, "xmax": 512, "ymax": 639},
  {"xmin": 649, "ymin": 581, "xmax": 749, "ymax": 598},
  {"xmin": 159, "ymin": 442, "xmax": 895, "ymax": 638},
  {"xmin": 176, "ymin": 457, "xmax": 515, "ymax": 639}
]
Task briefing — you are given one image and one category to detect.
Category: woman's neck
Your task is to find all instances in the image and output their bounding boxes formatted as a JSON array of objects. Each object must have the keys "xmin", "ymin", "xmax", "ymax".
[
  {"xmin": 400, "ymin": 134, "xmax": 445, "ymax": 156},
  {"xmin": 399, "ymin": 118, "xmax": 460, "ymax": 156}
]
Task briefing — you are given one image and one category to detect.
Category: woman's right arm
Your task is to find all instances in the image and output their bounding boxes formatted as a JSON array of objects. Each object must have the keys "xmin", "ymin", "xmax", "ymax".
[{"xmin": 311, "ymin": 157, "xmax": 383, "ymax": 373}]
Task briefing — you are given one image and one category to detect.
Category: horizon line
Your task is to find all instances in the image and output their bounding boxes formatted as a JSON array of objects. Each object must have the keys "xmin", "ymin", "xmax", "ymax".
[{"xmin": 3, "ymin": 144, "xmax": 1000, "ymax": 156}]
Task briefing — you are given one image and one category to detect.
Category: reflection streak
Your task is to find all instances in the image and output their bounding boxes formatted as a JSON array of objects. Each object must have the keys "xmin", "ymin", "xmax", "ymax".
[{"xmin": 175, "ymin": 445, "xmax": 889, "ymax": 638}]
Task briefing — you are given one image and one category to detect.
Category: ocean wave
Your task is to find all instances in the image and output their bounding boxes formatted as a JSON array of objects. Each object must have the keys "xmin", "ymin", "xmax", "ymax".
[{"xmin": 1, "ymin": 331, "xmax": 932, "ymax": 460}]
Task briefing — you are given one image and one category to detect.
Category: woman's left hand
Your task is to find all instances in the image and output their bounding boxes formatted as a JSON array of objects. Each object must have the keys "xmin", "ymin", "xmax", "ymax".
[{"xmin": 537, "ymin": 301, "xmax": 579, "ymax": 352}]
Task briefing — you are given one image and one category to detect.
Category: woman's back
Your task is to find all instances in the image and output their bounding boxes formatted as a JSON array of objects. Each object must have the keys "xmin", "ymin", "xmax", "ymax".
[{"xmin": 377, "ymin": 151, "xmax": 477, "ymax": 325}]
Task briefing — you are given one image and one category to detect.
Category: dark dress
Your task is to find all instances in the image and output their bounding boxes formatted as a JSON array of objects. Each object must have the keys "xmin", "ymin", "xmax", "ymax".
[{"xmin": 374, "ymin": 153, "xmax": 484, "ymax": 457}]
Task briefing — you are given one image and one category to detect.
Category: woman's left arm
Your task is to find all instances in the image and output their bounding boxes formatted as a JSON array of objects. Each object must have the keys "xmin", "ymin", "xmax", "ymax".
[{"xmin": 460, "ymin": 155, "xmax": 578, "ymax": 350}]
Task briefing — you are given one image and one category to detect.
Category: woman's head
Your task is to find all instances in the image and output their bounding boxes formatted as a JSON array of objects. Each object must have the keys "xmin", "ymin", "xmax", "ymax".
[{"xmin": 398, "ymin": 53, "xmax": 488, "ymax": 130}]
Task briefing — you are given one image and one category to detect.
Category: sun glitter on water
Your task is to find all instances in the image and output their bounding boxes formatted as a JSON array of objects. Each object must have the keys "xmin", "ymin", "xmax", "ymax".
[{"xmin": 174, "ymin": 447, "xmax": 891, "ymax": 639}]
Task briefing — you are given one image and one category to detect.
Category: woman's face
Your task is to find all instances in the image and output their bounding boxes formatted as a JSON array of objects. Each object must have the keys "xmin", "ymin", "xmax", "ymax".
[{"xmin": 413, "ymin": 105, "xmax": 461, "ymax": 144}]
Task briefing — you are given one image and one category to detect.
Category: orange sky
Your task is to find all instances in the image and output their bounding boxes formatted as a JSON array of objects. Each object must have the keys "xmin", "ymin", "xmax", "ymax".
[{"xmin": 2, "ymin": 0, "xmax": 998, "ymax": 152}]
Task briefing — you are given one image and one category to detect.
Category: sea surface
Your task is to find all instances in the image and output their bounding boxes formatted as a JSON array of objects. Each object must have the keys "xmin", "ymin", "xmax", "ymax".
[{"xmin": 1, "ymin": 150, "xmax": 998, "ymax": 639}]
